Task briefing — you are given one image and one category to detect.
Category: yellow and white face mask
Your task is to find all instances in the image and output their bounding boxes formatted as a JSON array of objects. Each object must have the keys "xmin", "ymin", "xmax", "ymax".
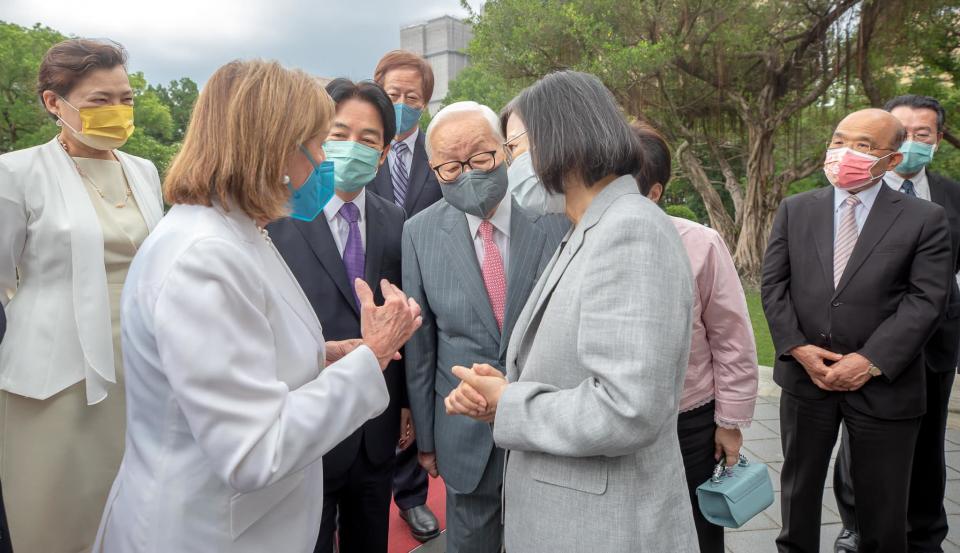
[{"xmin": 58, "ymin": 96, "xmax": 135, "ymax": 151}]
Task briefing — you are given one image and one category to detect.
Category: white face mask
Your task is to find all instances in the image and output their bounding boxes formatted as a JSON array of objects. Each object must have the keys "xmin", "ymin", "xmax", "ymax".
[{"xmin": 507, "ymin": 151, "xmax": 537, "ymax": 187}]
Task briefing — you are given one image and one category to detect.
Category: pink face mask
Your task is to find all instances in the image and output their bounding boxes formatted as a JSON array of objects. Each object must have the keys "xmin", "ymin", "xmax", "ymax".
[{"xmin": 823, "ymin": 147, "xmax": 891, "ymax": 190}]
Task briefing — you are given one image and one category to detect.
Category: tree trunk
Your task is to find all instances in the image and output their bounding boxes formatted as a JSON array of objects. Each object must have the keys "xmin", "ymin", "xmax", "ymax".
[
  {"xmin": 675, "ymin": 141, "xmax": 738, "ymax": 248},
  {"xmin": 733, "ymin": 124, "xmax": 778, "ymax": 283}
]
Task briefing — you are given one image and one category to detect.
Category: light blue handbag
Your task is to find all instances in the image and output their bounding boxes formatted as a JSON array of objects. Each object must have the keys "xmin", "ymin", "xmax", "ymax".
[{"xmin": 696, "ymin": 454, "xmax": 774, "ymax": 528}]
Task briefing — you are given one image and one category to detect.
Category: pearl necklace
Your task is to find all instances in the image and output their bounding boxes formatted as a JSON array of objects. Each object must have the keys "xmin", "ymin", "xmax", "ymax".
[{"xmin": 58, "ymin": 137, "xmax": 133, "ymax": 209}]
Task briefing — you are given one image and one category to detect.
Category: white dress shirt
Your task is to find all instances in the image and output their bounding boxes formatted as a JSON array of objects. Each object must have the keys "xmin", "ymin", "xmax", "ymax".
[
  {"xmin": 833, "ymin": 182, "xmax": 882, "ymax": 245},
  {"xmin": 885, "ymin": 167, "xmax": 930, "ymax": 201},
  {"xmin": 388, "ymin": 128, "xmax": 419, "ymax": 179},
  {"xmin": 323, "ymin": 189, "xmax": 367, "ymax": 255},
  {"xmin": 465, "ymin": 195, "xmax": 511, "ymax": 275}
]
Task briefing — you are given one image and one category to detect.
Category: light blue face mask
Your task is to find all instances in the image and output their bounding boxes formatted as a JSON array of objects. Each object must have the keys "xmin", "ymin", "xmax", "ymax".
[
  {"xmin": 394, "ymin": 103, "xmax": 422, "ymax": 135},
  {"xmin": 287, "ymin": 145, "xmax": 335, "ymax": 221},
  {"xmin": 896, "ymin": 140, "xmax": 936, "ymax": 175},
  {"xmin": 323, "ymin": 140, "xmax": 382, "ymax": 193}
]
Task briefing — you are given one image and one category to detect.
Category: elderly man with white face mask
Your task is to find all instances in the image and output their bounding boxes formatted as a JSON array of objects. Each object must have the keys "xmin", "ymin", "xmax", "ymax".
[{"xmin": 401, "ymin": 101, "xmax": 568, "ymax": 553}]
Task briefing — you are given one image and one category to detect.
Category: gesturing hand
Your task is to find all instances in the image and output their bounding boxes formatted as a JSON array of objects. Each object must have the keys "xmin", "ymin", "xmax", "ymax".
[
  {"xmin": 357, "ymin": 278, "xmax": 422, "ymax": 369},
  {"xmin": 790, "ymin": 345, "xmax": 843, "ymax": 391},
  {"xmin": 445, "ymin": 364, "xmax": 507, "ymax": 422},
  {"xmin": 325, "ymin": 339, "xmax": 363, "ymax": 367}
]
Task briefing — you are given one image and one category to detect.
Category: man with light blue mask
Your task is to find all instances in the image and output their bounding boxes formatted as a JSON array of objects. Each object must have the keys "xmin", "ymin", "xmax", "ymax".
[
  {"xmin": 401, "ymin": 101, "xmax": 568, "ymax": 553},
  {"xmin": 500, "ymin": 98, "xmax": 566, "ymax": 214},
  {"xmin": 832, "ymin": 94, "xmax": 960, "ymax": 553},
  {"xmin": 268, "ymin": 79, "xmax": 411, "ymax": 553}
]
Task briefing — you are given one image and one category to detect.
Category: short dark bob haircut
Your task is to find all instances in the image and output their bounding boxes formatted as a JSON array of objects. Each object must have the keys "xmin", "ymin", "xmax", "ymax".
[
  {"xmin": 630, "ymin": 121, "xmax": 672, "ymax": 196},
  {"xmin": 325, "ymin": 78, "xmax": 396, "ymax": 147},
  {"xmin": 514, "ymin": 70, "xmax": 642, "ymax": 194},
  {"xmin": 884, "ymin": 94, "xmax": 946, "ymax": 133},
  {"xmin": 37, "ymin": 38, "xmax": 128, "ymax": 120}
]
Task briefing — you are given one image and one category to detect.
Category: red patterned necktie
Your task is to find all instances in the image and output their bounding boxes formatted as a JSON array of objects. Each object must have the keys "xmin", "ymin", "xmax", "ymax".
[{"xmin": 479, "ymin": 220, "xmax": 506, "ymax": 330}]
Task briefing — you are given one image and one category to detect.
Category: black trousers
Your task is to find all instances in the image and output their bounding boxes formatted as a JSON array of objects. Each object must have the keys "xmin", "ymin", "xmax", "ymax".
[
  {"xmin": 777, "ymin": 391, "xmax": 920, "ymax": 553},
  {"xmin": 834, "ymin": 369, "xmax": 955, "ymax": 552},
  {"xmin": 392, "ymin": 439, "xmax": 429, "ymax": 510},
  {"xmin": 316, "ymin": 443, "xmax": 395, "ymax": 553},
  {"xmin": 677, "ymin": 401, "xmax": 725, "ymax": 553}
]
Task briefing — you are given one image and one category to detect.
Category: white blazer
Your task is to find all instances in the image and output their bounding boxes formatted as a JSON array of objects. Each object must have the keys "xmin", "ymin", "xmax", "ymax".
[
  {"xmin": 94, "ymin": 202, "xmax": 389, "ymax": 553},
  {"xmin": 0, "ymin": 138, "xmax": 164, "ymax": 403}
]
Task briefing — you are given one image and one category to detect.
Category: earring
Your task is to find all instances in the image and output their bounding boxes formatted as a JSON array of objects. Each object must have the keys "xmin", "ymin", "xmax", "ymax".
[
  {"xmin": 56, "ymin": 119, "xmax": 62, "ymax": 127},
  {"xmin": 282, "ymin": 175, "xmax": 291, "ymax": 185}
]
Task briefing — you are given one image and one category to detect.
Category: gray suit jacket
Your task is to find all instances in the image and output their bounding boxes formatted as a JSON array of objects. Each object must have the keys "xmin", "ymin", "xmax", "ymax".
[
  {"xmin": 402, "ymin": 197, "xmax": 568, "ymax": 494},
  {"xmin": 494, "ymin": 176, "xmax": 699, "ymax": 552}
]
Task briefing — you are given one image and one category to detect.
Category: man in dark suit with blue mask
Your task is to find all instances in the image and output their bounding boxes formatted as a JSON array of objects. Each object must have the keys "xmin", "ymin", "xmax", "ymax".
[
  {"xmin": 370, "ymin": 49, "xmax": 444, "ymax": 541},
  {"xmin": 268, "ymin": 78, "xmax": 408, "ymax": 553}
]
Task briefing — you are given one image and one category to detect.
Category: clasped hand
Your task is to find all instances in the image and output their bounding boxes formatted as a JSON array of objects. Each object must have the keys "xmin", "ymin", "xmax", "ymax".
[
  {"xmin": 790, "ymin": 345, "xmax": 873, "ymax": 392},
  {"xmin": 444, "ymin": 364, "xmax": 508, "ymax": 423}
]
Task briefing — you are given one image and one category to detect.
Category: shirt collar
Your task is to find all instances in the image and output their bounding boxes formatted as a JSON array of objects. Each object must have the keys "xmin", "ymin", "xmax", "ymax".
[
  {"xmin": 393, "ymin": 128, "xmax": 419, "ymax": 153},
  {"xmin": 324, "ymin": 188, "xmax": 366, "ymax": 223},
  {"xmin": 884, "ymin": 167, "xmax": 927, "ymax": 189},
  {"xmin": 834, "ymin": 180, "xmax": 882, "ymax": 213},
  {"xmin": 466, "ymin": 194, "xmax": 513, "ymax": 239}
]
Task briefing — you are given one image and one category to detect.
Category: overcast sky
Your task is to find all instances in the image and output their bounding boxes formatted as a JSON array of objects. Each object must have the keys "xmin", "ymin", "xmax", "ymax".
[{"xmin": 2, "ymin": 0, "xmax": 479, "ymax": 86}]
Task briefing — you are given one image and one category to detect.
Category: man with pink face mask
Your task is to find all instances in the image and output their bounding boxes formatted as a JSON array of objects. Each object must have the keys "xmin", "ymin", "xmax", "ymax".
[{"xmin": 761, "ymin": 108, "xmax": 953, "ymax": 553}]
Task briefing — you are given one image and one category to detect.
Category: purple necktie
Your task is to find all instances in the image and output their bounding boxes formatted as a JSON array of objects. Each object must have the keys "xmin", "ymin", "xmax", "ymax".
[{"xmin": 339, "ymin": 202, "xmax": 365, "ymax": 308}]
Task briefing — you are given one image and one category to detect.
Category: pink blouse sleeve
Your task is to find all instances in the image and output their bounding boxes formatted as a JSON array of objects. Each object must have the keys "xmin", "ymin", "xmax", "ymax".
[{"xmin": 699, "ymin": 231, "xmax": 759, "ymax": 429}]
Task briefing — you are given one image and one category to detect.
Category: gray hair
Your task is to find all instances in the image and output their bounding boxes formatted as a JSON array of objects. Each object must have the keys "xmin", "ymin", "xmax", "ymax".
[
  {"xmin": 516, "ymin": 71, "xmax": 641, "ymax": 194},
  {"xmin": 425, "ymin": 101, "xmax": 503, "ymax": 158}
]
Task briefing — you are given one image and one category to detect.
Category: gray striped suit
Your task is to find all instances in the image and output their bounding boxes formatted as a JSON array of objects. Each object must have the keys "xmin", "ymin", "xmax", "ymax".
[{"xmin": 402, "ymin": 197, "xmax": 568, "ymax": 553}]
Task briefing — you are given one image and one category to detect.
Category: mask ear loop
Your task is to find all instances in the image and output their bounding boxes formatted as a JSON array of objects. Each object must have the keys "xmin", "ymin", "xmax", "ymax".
[
  {"xmin": 56, "ymin": 95, "xmax": 83, "ymax": 134},
  {"xmin": 867, "ymin": 151, "xmax": 895, "ymax": 182}
]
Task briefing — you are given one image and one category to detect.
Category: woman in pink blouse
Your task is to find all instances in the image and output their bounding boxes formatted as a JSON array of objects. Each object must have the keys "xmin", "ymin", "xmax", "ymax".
[{"xmin": 632, "ymin": 123, "xmax": 759, "ymax": 553}]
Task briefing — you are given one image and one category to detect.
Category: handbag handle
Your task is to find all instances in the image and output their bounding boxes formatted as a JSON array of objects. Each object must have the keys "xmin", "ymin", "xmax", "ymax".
[{"xmin": 710, "ymin": 453, "xmax": 749, "ymax": 483}]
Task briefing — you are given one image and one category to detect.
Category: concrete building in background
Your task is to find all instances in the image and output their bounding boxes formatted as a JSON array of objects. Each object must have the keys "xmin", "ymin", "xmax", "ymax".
[{"xmin": 401, "ymin": 15, "xmax": 473, "ymax": 114}]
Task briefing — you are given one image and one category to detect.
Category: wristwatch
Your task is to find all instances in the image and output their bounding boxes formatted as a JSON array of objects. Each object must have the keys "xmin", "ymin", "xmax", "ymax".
[{"xmin": 867, "ymin": 363, "xmax": 882, "ymax": 378}]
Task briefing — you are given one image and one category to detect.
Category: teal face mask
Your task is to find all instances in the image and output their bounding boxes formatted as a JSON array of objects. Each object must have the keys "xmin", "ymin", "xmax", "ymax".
[
  {"xmin": 323, "ymin": 140, "xmax": 382, "ymax": 193},
  {"xmin": 394, "ymin": 103, "xmax": 422, "ymax": 135},
  {"xmin": 897, "ymin": 140, "xmax": 936, "ymax": 175},
  {"xmin": 287, "ymin": 145, "xmax": 335, "ymax": 221}
]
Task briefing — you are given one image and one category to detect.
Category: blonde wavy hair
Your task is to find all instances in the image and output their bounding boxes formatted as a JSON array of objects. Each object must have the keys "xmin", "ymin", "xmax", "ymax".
[{"xmin": 164, "ymin": 59, "xmax": 335, "ymax": 222}]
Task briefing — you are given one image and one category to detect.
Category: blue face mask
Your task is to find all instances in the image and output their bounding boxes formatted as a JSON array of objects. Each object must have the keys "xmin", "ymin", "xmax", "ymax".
[
  {"xmin": 896, "ymin": 140, "xmax": 936, "ymax": 175},
  {"xmin": 287, "ymin": 145, "xmax": 334, "ymax": 221},
  {"xmin": 394, "ymin": 103, "xmax": 422, "ymax": 135},
  {"xmin": 323, "ymin": 140, "xmax": 382, "ymax": 193}
]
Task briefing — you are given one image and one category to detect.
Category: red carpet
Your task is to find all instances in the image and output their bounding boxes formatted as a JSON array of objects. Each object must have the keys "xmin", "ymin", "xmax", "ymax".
[{"xmin": 388, "ymin": 477, "xmax": 446, "ymax": 552}]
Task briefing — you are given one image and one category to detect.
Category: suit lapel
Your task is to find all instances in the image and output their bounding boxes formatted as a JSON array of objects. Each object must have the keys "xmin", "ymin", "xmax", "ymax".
[
  {"xmin": 499, "ymin": 202, "xmax": 547, "ymax": 358},
  {"xmin": 293, "ymin": 217, "xmax": 359, "ymax": 315},
  {"xmin": 440, "ymin": 206, "xmax": 502, "ymax": 341},
  {"xmin": 364, "ymin": 198, "xmax": 385, "ymax": 294},
  {"xmin": 929, "ymin": 172, "xmax": 946, "ymax": 206},
  {"xmin": 403, "ymin": 133, "xmax": 430, "ymax": 215},
  {"xmin": 811, "ymin": 187, "xmax": 836, "ymax": 292},
  {"xmin": 371, "ymin": 161, "xmax": 395, "ymax": 205},
  {"xmin": 834, "ymin": 183, "xmax": 904, "ymax": 298}
]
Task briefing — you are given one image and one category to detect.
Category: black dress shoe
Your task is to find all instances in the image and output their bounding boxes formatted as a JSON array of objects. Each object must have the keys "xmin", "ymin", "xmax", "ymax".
[
  {"xmin": 399, "ymin": 504, "xmax": 440, "ymax": 542},
  {"xmin": 835, "ymin": 528, "xmax": 859, "ymax": 553}
]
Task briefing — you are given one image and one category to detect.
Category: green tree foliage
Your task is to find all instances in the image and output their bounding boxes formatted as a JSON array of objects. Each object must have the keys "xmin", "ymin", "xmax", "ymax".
[
  {"xmin": 0, "ymin": 21, "xmax": 199, "ymax": 176},
  {"xmin": 664, "ymin": 204, "xmax": 698, "ymax": 222},
  {"xmin": 0, "ymin": 22, "xmax": 65, "ymax": 152},
  {"xmin": 441, "ymin": 64, "xmax": 516, "ymax": 113},
  {"xmin": 455, "ymin": 0, "xmax": 955, "ymax": 279}
]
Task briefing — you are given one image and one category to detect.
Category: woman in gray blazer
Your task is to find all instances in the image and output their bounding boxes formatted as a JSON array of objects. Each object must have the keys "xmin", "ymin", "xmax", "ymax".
[{"xmin": 445, "ymin": 71, "xmax": 699, "ymax": 552}]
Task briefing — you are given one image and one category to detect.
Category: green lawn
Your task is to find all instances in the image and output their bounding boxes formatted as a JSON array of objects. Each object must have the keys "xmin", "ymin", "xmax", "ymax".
[{"xmin": 744, "ymin": 288, "xmax": 775, "ymax": 367}]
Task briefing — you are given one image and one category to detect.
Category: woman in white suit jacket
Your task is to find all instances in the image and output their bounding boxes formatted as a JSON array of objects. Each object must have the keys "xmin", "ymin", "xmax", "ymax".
[
  {"xmin": 0, "ymin": 39, "xmax": 164, "ymax": 553},
  {"xmin": 94, "ymin": 60, "xmax": 422, "ymax": 553}
]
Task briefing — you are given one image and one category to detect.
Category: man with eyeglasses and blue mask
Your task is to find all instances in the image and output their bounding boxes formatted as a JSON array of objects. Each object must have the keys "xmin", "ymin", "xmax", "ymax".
[
  {"xmin": 370, "ymin": 50, "xmax": 446, "ymax": 541},
  {"xmin": 832, "ymin": 95, "xmax": 960, "ymax": 553},
  {"xmin": 401, "ymin": 101, "xmax": 568, "ymax": 553},
  {"xmin": 268, "ymin": 78, "xmax": 411, "ymax": 553}
]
